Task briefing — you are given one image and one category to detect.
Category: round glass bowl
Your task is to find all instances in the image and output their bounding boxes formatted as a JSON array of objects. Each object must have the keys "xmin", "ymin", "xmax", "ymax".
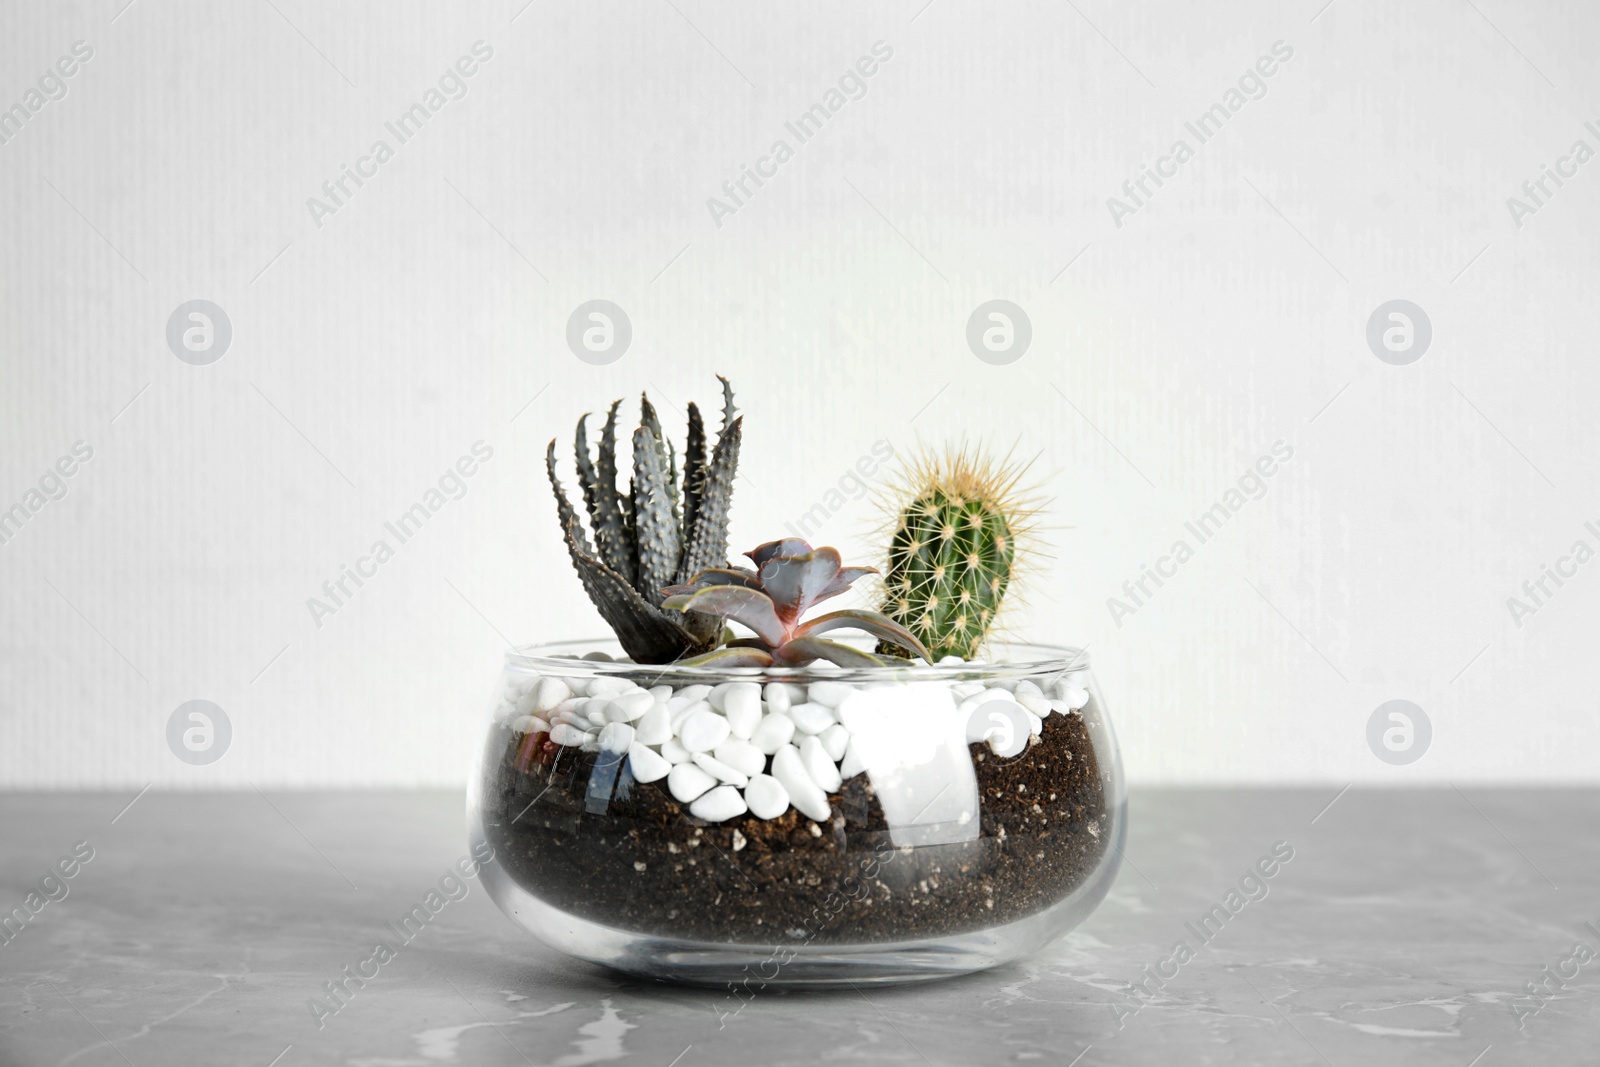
[{"xmin": 468, "ymin": 637, "xmax": 1124, "ymax": 986}]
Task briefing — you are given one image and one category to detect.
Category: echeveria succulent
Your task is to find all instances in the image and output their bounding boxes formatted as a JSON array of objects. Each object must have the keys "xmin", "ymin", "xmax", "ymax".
[
  {"xmin": 661, "ymin": 538, "xmax": 932, "ymax": 668},
  {"xmin": 546, "ymin": 377, "xmax": 741, "ymax": 664}
]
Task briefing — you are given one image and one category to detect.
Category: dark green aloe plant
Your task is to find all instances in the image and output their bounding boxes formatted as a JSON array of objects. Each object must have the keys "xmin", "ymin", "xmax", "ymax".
[{"xmin": 545, "ymin": 377, "xmax": 742, "ymax": 664}]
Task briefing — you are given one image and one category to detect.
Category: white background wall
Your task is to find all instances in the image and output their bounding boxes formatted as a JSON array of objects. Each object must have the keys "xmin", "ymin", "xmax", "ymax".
[{"xmin": 3, "ymin": 0, "xmax": 1596, "ymax": 788}]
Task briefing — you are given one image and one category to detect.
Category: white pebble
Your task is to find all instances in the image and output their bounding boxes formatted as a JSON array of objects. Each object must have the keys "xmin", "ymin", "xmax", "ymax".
[
  {"xmin": 763, "ymin": 682, "xmax": 791, "ymax": 714},
  {"xmin": 772, "ymin": 745, "xmax": 831, "ymax": 821},
  {"xmin": 587, "ymin": 677, "xmax": 631, "ymax": 697},
  {"xmin": 608, "ymin": 690, "xmax": 655, "ymax": 720},
  {"xmin": 1063, "ymin": 686, "xmax": 1090, "ymax": 710},
  {"xmin": 534, "ymin": 677, "xmax": 571, "ymax": 711},
  {"xmin": 951, "ymin": 682, "xmax": 985, "ymax": 700},
  {"xmin": 581, "ymin": 697, "xmax": 612, "ymax": 720},
  {"xmin": 1014, "ymin": 679, "xmax": 1043, "ymax": 699},
  {"xmin": 586, "ymin": 709, "xmax": 609, "ymax": 728},
  {"xmin": 707, "ymin": 682, "xmax": 738, "ymax": 711},
  {"xmin": 714, "ymin": 739, "xmax": 766, "ymax": 777},
  {"xmin": 649, "ymin": 685, "xmax": 673, "ymax": 702},
  {"xmin": 750, "ymin": 713, "xmax": 796, "ymax": 755},
  {"xmin": 680, "ymin": 710, "xmax": 731, "ymax": 753},
  {"xmin": 819, "ymin": 724, "xmax": 850, "ymax": 762},
  {"xmin": 667, "ymin": 763, "xmax": 716, "ymax": 803},
  {"xmin": 660, "ymin": 737, "xmax": 692, "ymax": 764},
  {"xmin": 550, "ymin": 723, "xmax": 590, "ymax": 747},
  {"xmin": 799, "ymin": 736, "xmax": 842, "ymax": 792},
  {"xmin": 561, "ymin": 677, "xmax": 588, "ymax": 697},
  {"xmin": 722, "ymin": 683, "xmax": 763, "ymax": 737},
  {"xmin": 938, "ymin": 655, "xmax": 965, "ymax": 664},
  {"xmin": 675, "ymin": 684, "xmax": 713, "ymax": 703},
  {"xmin": 671, "ymin": 699, "xmax": 711, "ymax": 731},
  {"xmin": 839, "ymin": 740, "xmax": 865, "ymax": 779},
  {"xmin": 693, "ymin": 752, "xmax": 749, "ymax": 787},
  {"xmin": 628, "ymin": 743, "xmax": 670, "ymax": 783},
  {"xmin": 806, "ymin": 681, "xmax": 854, "ymax": 708},
  {"xmin": 1016, "ymin": 691, "xmax": 1051, "ymax": 717},
  {"xmin": 743, "ymin": 774, "xmax": 790, "ymax": 819},
  {"xmin": 1026, "ymin": 711, "xmax": 1044, "ymax": 736},
  {"xmin": 509, "ymin": 715, "xmax": 549, "ymax": 736},
  {"xmin": 980, "ymin": 687, "xmax": 1016, "ymax": 705},
  {"xmin": 634, "ymin": 705, "xmax": 672, "ymax": 746},
  {"xmin": 689, "ymin": 785, "xmax": 747, "ymax": 822},
  {"xmin": 598, "ymin": 721, "xmax": 634, "ymax": 755},
  {"xmin": 788, "ymin": 702, "xmax": 835, "ymax": 735}
]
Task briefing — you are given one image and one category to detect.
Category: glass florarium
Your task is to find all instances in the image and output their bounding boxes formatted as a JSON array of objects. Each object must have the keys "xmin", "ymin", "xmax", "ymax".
[{"xmin": 467, "ymin": 378, "xmax": 1125, "ymax": 985}]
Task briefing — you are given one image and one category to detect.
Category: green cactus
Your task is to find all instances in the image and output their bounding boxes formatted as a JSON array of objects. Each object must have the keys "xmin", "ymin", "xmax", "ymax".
[{"xmin": 878, "ymin": 448, "xmax": 1036, "ymax": 661}]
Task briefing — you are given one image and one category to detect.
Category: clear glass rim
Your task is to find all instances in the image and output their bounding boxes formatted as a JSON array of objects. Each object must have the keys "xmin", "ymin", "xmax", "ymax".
[{"xmin": 503, "ymin": 637, "xmax": 1089, "ymax": 683}]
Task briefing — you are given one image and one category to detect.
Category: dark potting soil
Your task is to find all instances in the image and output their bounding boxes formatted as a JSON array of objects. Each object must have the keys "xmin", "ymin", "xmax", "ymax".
[{"xmin": 479, "ymin": 712, "xmax": 1109, "ymax": 945}]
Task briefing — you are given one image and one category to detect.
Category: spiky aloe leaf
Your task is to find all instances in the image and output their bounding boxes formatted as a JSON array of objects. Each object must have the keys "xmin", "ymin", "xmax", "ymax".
[
  {"xmin": 660, "ymin": 567, "xmax": 759, "ymax": 596},
  {"xmin": 717, "ymin": 373, "xmax": 736, "ymax": 432},
  {"xmin": 677, "ymin": 416, "xmax": 742, "ymax": 582},
  {"xmin": 681, "ymin": 402, "xmax": 707, "ymax": 541},
  {"xmin": 591, "ymin": 401, "xmax": 637, "ymax": 585},
  {"xmin": 574, "ymin": 415, "xmax": 634, "ymax": 586},
  {"xmin": 631, "ymin": 424, "xmax": 682, "ymax": 607},
  {"xmin": 548, "ymin": 444, "xmax": 700, "ymax": 663}
]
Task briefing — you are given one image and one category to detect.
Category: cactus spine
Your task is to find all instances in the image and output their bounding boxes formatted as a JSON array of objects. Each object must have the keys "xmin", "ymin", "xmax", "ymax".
[{"xmin": 878, "ymin": 448, "xmax": 1037, "ymax": 661}]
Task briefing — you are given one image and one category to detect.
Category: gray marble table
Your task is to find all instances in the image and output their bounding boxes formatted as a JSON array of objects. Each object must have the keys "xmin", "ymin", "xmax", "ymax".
[{"xmin": 1, "ymin": 789, "xmax": 1593, "ymax": 1065}]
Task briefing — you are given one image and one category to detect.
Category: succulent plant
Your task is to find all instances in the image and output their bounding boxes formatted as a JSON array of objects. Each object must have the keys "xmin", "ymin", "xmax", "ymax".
[
  {"xmin": 877, "ymin": 447, "xmax": 1039, "ymax": 661},
  {"xmin": 546, "ymin": 377, "xmax": 742, "ymax": 664},
  {"xmin": 661, "ymin": 538, "xmax": 932, "ymax": 668}
]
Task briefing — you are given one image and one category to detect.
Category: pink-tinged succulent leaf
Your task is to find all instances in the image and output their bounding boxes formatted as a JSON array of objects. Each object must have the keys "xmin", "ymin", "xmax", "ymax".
[
  {"xmin": 663, "ymin": 566, "xmax": 760, "ymax": 596},
  {"xmin": 772, "ymin": 637, "xmax": 905, "ymax": 668},
  {"xmin": 813, "ymin": 565, "xmax": 877, "ymax": 605},
  {"xmin": 745, "ymin": 537, "xmax": 812, "ymax": 568},
  {"xmin": 675, "ymin": 646, "xmax": 775, "ymax": 668},
  {"xmin": 757, "ymin": 547, "xmax": 843, "ymax": 624},
  {"xmin": 793, "ymin": 609, "xmax": 933, "ymax": 663},
  {"xmin": 662, "ymin": 586, "xmax": 787, "ymax": 647}
]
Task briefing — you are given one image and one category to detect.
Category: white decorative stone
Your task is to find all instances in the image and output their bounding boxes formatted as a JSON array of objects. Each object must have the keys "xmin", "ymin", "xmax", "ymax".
[
  {"xmin": 550, "ymin": 723, "xmax": 590, "ymax": 747},
  {"xmin": 1063, "ymin": 686, "xmax": 1090, "ymax": 710},
  {"xmin": 608, "ymin": 690, "xmax": 655, "ymax": 720},
  {"xmin": 667, "ymin": 763, "xmax": 716, "ymax": 803},
  {"xmin": 693, "ymin": 752, "xmax": 749, "ymax": 787},
  {"xmin": 763, "ymin": 682, "xmax": 791, "ymax": 714},
  {"xmin": 598, "ymin": 721, "xmax": 634, "ymax": 755},
  {"xmin": 788, "ymin": 702, "xmax": 835, "ymax": 735},
  {"xmin": 772, "ymin": 744, "xmax": 831, "ymax": 821},
  {"xmin": 534, "ymin": 677, "xmax": 571, "ymax": 711},
  {"xmin": 676, "ymin": 684, "xmax": 713, "ymax": 703},
  {"xmin": 660, "ymin": 737, "xmax": 692, "ymax": 764},
  {"xmin": 1014, "ymin": 679, "xmax": 1043, "ymax": 700},
  {"xmin": 1016, "ymin": 691, "xmax": 1051, "ymax": 717},
  {"xmin": 509, "ymin": 715, "xmax": 550, "ymax": 736},
  {"xmin": 819, "ymin": 724, "xmax": 850, "ymax": 762},
  {"xmin": 689, "ymin": 785, "xmax": 747, "ymax": 822},
  {"xmin": 839, "ymin": 739, "xmax": 865, "ymax": 779},
  {"xmin": 707, "ymin": 682, "xmax": 737, "ymax": 711},
  {"xmin": 628, "ymin": 743, "xmax": 670, "ymax": 783},
  {"xmin": 1026, "ymin": 711, "xmax": 1044, "ymax": 736},
  {"xmin": 588, "ymin": 677, "xmax": 631, "ymax": 697},
  {"xmin": 561, "ymin": 677, "xmax": 588, "ymax": 697},
  {"xmin": 800, "ymin": 736, "xmax": 842, "ymax": 792},
  {"xmin": 749, "ymin": 712, "xmax": 796, "ymax": 755},
  {"xmin": 680, "ymin": 710, "xmax": 731, "ymax": 753},
  {"xmin": 714, "ymin": 739, "xmax": 766, "ymax": 778},
  {"xmin": 951, "ymin": 682, "xmax": 985, "ymax": 700},
  {"xmin": 743, "ymin": 774, "xmax": 790, "ymax": 819},
  {"xmin": 634, "ymin": 705, "xmax": 672, "ymax": 746},
  {"xmin": 722, "ymin": 683, "xmax": 763, "ymax": 738},
  {"xmin": 649, "ymin": 685, "xmax": 673, "ymax": 702},
  {"xmin": 671, "ymin": 699, "xmax": 710, "ymax": 731},
  {"xmin": 806, "ymin": 681, "xmax": 853, "ymax": 708}
]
